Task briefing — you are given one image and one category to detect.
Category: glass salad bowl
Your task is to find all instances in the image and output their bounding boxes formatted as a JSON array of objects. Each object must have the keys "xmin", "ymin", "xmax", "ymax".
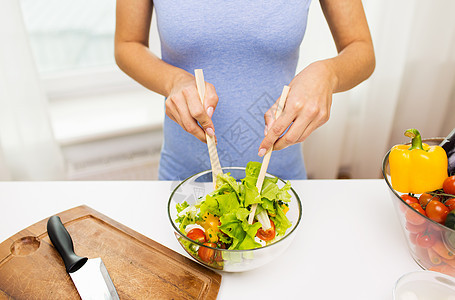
[
  {"xmin": 393, "ymin": 270, "xmax": 455, "ymax": 300},
  {"xmin": 167, "ymin": 167, "xmax": 303, "ymax": 272},
  {"xmin": 383, "ymin": 138, "xmax": 455, "ymax": 277}
]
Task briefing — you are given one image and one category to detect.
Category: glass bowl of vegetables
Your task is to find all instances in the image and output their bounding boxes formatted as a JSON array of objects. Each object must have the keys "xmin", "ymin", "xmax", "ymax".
[
  {"xmin": 382, "ymin": 136, "xmax": 455, "ymax": 277},
  {"xmin": 167, "ymin": 163, "xmax": 302, "ymax": 272}
]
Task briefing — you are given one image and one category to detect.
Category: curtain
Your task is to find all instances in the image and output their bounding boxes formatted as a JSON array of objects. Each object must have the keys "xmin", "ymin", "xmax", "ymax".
[
  {"xmin": 301, "ymin": 0, "xmax": 455, "ymax": 179},
  {"xmin": 0, "ymin": 0, "xmax": 65, "ymax": 180}
]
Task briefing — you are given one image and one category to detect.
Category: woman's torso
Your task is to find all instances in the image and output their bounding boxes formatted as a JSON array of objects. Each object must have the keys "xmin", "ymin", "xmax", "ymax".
[{"xmin": 154, "ymin": 0, "xmax": 311, "ymax": 180}]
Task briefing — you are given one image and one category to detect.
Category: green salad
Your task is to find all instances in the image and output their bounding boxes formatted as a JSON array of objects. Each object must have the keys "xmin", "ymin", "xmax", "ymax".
[{"xmin": 175, "ymin": 161, "xmax": 293, "ymax": 258}]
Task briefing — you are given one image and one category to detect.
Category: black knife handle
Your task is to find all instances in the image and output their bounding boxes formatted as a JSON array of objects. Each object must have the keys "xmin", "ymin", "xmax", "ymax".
[
  {"xmin": 47, "ymin": 215, "xmax": 88, "ymax": 273},
  {"xmin": 440, "ymin": 127, "xmax": 455, "ymax": 149}
]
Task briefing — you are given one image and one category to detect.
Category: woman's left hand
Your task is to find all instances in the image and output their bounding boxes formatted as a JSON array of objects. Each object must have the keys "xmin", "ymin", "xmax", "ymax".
[{"xmin": 258, "ymin": 61, "xmax": 338, "ymax": 156}]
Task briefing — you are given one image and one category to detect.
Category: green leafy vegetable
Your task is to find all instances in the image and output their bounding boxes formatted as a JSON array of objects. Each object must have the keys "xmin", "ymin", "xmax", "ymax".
[
  {"xmin": 272, "ymin": 203, "xmax": 292, "ymax": 236},
  {"xmin": 175, "ymin": 161, "xmax": 294, "ymax": 251},
  {"xmin": 175, "ymin": 201, "xmax": 199, "ymax": 231}
]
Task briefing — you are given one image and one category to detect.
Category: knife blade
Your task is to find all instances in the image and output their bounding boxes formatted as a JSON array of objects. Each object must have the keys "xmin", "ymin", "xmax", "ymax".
[{"xmin": 47, "ymin": 215, "xmax": 120, "ymax": 300}]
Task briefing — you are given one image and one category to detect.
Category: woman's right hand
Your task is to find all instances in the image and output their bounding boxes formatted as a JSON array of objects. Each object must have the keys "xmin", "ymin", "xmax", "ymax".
[{"xmin": 165, "ymin": 72, "xmax": 219, "ymax": 143}]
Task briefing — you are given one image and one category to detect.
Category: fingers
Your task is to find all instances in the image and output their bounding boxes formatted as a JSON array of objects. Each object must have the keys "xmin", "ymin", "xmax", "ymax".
[
  {"xmin": 204, "ymin": 83, "xmax": 219, "ymax": 118},
  {"xmin": 183, "ymin": 85, "xmax": 216, "ymax": 137},
  {"xmin": 274, "ymin": 97, "xmax": 331, "ymax": 150},
  {"xmin": 165, "ymin": 94, "xmax": 207, "ymax": 143},
  {"xmin": 263, "ymin": 100, "xmax": 278, "ymax": 136},
  {"xmin": 257, "ymin": 109, "xmax": 294, "ymax": 157},
  {"xmin": 165, "ymin": 80, "xmax": 220, "ymax": 144}
]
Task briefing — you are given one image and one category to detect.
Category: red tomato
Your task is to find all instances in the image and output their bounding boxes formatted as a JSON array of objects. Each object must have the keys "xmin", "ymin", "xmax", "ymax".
[
  {"xmin": 198, "ymin": 242, "xmax": 216, "ymax": 263},
  {"xmin": 400, "ymin": 195, "xmax": 419, "ymax": 212},
  {"xmin": 405, "ymin": 221, "xmax": 427, "ymax": 234},
  {"xmin": 419, "ymin": 193, "xmax": 439, "ymax": 208},
  {"xmin": 426, "ymin": 200, "xmax": 449, "ymax": 224},
  {"xmin": 406, "ymin": 203, "xmax": 427, "ymax": 225},
  {"xmin": 401, "ymin": 194, "xmax": 419, "ymax": 205},
  {"xmin": 445, "ymin": 198, "xmax": 455, "ymax": 211},
  {"xmin": 256, "ymin": 220, "xmax": 276, "ymax": 241},
  {"xmin": 187, "ymin": 228, "xmax": 206, "ymax": 243},
  {"xmin": 415, "ymin": 232, "xmax": 437, "ymax": 248},
  {"xmin": 443, "ymin": 176, "xmax": 455, "ymax": 195}
]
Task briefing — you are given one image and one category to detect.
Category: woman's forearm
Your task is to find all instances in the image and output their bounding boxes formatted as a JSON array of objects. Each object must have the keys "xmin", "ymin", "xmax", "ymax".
[
  {"xmin": 114, "ymin": 41, "xmax": 188, "ymax": 97},
  {"xmin": 321, "ymin": 39, "xmax": 375, "ymax": 94},
  {"xmin": 114, "ymin": 0, "xmax": 189, "ymax": 98},
  {"xmin": 319, "ymin": 0, "xmax": 375, "ymax": 94}
]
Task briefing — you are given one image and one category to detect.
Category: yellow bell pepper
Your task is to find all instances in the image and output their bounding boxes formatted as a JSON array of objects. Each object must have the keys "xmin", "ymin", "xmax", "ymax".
[{"xmin": 390, "ymin": 128, "xmax": 448, "ymax": 194}]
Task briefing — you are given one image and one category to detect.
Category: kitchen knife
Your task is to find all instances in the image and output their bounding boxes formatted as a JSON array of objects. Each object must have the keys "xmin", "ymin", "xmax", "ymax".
[
  {"xmin": 47, "ymin": 215, "xmax": 120, "ymax": 300},
  {"xmin": 440, "ymin": 127, "xmax": 455, "ymax": 175}
]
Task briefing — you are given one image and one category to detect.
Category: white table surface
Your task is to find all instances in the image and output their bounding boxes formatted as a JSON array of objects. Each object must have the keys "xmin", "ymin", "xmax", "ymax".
[{"xmin": 0, "ymin": 179, "xmax": 419, "ymax": 299}]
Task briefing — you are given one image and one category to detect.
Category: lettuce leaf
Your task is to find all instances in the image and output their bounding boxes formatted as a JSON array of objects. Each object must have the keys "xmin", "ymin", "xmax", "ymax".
[
  {"xmin": 245, "ymin": 161, "xmax": 261, "ymax": 178},
  {"xmin": 217, "ymin": 193, "xmax": 240, "ymax": 216},
  {"xmin": 237, "ymin": 232, "xmax": 261, "ymax": 250},
  {"xmin": 175, "ymin": 203, "xmax": 199, "ymax": 231},
  {"xmin": 243, "ymin": 180, "xmax": 261, "ymax": 207},
  {"xmin": 235, "ymin": 207, "xmax": 250, "ymax": 221},
  {"xmin": 219, "ymin": 212, "xmax": 246, "ymax": 250},
  {"xmin": 261, "ymin": 177, "xmax": 279, "ymax": 200},
  {"xmin": 199, "ymin": 195, "xmax": 219, "ymax": 216},
  {"xmin": 216, "ymin": 172, "xmax": 240, "ymax": 195},
  {"xmin": 238, "ymin": 218, "xmax": 262, "ymax": 250},
  {"xmin": 219, "ymin": 208, "xmax": 262, "ymax": 250},
  {"xmin": 261, "ymin": 198, "xmax": 276, "ymax": 216},
  {"xmin": 276, "ymin": 181, "xmax": 292, "ymax": 203},
  {"xmin": 272, "ymin": 202, "xmax": 292, "ymax": 236},
  {"xmin": 176, "ymin": 201, "xmax": 189, "ymax": 213},
  {"xmin": 243, "ymin": 161, "xmax": 261, "ymax": 187}
]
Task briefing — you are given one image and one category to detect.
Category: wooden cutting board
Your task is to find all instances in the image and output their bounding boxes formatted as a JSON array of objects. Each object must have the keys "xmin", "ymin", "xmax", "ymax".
[{"xmin": 0, "ymin": 205, "xmax": 221, "ymax": 299}]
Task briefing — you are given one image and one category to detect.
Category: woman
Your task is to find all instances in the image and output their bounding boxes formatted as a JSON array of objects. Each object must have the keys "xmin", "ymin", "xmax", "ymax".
[{"xmin": 115, "ymin": 1, "xmax": 375, "ymax": 180}]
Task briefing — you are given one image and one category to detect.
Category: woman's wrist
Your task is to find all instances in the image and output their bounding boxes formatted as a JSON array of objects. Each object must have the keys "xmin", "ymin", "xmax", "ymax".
[
  {"xmin": 313, "ymin": 60, "xmax": 339, "ymax": 93},
  {"xmin": 166, "ymin": 69, "xmax": 193, "ymax": 97}
]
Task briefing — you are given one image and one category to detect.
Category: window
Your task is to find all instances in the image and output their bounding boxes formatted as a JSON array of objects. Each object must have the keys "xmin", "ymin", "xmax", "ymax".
[
  {"xmin": 19, "ymin": 0, "xmax": 164, "ymax": 146},
  {"xmin": 20, "ymin": 0, "xmax": 116, "ymax": 74}
]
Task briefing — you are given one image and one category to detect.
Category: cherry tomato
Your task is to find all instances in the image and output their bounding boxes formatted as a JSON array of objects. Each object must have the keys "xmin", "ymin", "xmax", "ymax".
[
  {"xmin": 419, "ymin": 193, "xmax": 440, "ymax": 208},
  {"xmin": 187, "ymin": 228, "xmax": 206, "ymax": 243},
  {"xmin": 256, "ymin": 220, "xmax": 276, "ymax": 241},
  {"xmin": 405, "ymin": 221, "xmax": 427, "ymax": 234},
  {"xmin": 415, "ymin": 232, "xmax": 437, "ymax": 248},
  {"xmin": 198, "ymin": 242, "xmax": 216, "ymax": 263},
  {"xmin": 443, "ymin": 176, "xmax": 455, "ymax": 195},
  {"xmin": 401, "ymin": 194, "xmax": 419, "ymax": 205},
  {"xmin": 445, "ymin": 198, "xmax": 455, "ymax": 211},
  {"xmin": 400, "ymin": 195, "xmax": 419, "ymax": 212},
  {"xmin": 426, "ymin": 200, "xmax": 449, "ymax": 224},
  {"xmin": 406, "ymin": 203, "xmax": 427, "ymax": 225}
]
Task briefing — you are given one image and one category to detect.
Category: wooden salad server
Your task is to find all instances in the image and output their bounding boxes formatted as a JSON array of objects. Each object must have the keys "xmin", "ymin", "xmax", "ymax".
[
  {"xmin": 195, "ymin": 69, "xmax": 223, "ymax": 189},
  {"xmin": 248, "ymin": 85, "xmax": 290, "ymax": 229}
]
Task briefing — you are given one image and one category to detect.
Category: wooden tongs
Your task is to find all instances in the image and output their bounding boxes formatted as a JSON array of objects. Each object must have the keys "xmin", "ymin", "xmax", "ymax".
[
  {"xmin": 248, "ymin": 86, "xmax": 290, "ymax": 229},
  {"xmin": 195, "ymin": 69, "xmax": 223, "ymax": 189}
]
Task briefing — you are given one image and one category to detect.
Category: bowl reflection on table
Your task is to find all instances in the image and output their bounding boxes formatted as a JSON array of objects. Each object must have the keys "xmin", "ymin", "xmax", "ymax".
[
  {"xmin": 167, "ymin": 167, "xmax": 302, "ymax": 272},
  {"xmin": 383, "ymin": 138, "xmax": 455, "ymax": 277}
]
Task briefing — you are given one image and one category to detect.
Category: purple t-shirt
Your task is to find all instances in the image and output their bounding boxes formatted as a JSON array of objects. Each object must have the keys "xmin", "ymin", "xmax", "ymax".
[{"xmin": 154, "ymin": 1, "xmax": 311, "ymax": 180}]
